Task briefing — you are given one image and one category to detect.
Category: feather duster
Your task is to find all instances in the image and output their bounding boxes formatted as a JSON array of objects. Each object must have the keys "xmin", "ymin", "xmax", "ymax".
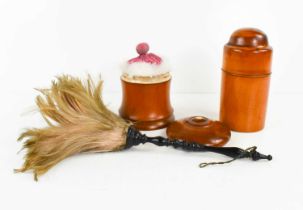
[{"xmin": 16, "ymin": 75, "xmax": 271, "ymax": 181}]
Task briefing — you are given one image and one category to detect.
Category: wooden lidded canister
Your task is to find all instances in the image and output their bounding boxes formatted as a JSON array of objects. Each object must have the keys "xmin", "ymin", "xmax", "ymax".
[
  {"xmin": 119, "ymin": 43, "xmax": 174, "ymax": 130},
  {"xmin": 220, "ymin": 28, "xmax": 272, "ymax": 132}
]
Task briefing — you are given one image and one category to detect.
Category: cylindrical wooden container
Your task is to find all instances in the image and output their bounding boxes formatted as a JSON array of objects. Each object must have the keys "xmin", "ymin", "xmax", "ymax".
[
  {"xmin": 119, "ymin": 76, "xmax": 174, "ymax": 130},
  {"xmin": 220, "ymin": 28, "xmax": 272, "ymax": 132}
]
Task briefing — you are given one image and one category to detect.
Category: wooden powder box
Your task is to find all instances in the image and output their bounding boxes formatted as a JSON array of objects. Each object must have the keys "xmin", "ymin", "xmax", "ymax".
[{"xmin": 119, "ymin": 43, "xmax": 174, "ymax": 130}]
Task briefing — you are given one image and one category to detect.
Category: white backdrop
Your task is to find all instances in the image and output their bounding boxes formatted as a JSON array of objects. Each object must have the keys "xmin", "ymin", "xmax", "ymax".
[
  {"xmin": 1, "ymin": 0, "xmax": 303, "ymax": 94},
  {"xmin": 1, "ymin": 1, "xmax": 303, "ymax": 210}
]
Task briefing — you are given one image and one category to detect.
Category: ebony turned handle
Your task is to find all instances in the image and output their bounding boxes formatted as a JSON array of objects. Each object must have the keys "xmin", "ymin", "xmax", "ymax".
[{"xmin": 125, "ymin": 127, "xmax": 272, "ymax": 161}]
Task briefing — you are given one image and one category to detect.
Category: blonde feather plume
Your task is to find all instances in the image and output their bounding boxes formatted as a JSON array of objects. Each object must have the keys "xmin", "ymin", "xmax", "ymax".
[{"xmin": 16, "ymin": 75, "xmax": 130, "ymax": 180}]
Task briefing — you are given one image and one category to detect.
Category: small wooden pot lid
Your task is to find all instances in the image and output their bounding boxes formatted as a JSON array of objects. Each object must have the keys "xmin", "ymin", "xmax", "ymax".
[{"xmin": 166, "ymin": 116, "xmax": 231, "ymax": 147}]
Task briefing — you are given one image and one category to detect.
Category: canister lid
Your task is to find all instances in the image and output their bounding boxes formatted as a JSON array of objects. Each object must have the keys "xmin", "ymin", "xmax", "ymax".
[
  {"xmin": 166, "ymin": 116, "xmax": 231, "ymax": 147},
  {"xmin": 222, "ymin": 28, "xmax": 272, "ymax": 76},
  {"xmin": 228, "ymin": 28, "xmax": 268, "ymax": 48}
]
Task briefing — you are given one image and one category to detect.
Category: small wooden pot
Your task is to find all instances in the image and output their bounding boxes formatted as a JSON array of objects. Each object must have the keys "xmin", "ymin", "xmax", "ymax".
[
  {"xmin": 220, "ymin": 28, "xmax": 273, "ymax": 132},
  {"xmin": 119, "ymin": 76, "xmax": 174, "ymax": 130}
]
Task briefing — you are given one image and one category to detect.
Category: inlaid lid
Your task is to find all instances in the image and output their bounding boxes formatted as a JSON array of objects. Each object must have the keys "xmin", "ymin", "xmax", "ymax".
[{"xmin": 166, "ymin": 116, "xmax": 231, "ymax": 147}]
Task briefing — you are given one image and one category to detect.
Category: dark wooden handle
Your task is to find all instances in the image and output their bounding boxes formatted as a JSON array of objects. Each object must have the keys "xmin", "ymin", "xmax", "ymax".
[{"xmin": 125, "ymin": 127, "xmax": 272, "ymax": 161}]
